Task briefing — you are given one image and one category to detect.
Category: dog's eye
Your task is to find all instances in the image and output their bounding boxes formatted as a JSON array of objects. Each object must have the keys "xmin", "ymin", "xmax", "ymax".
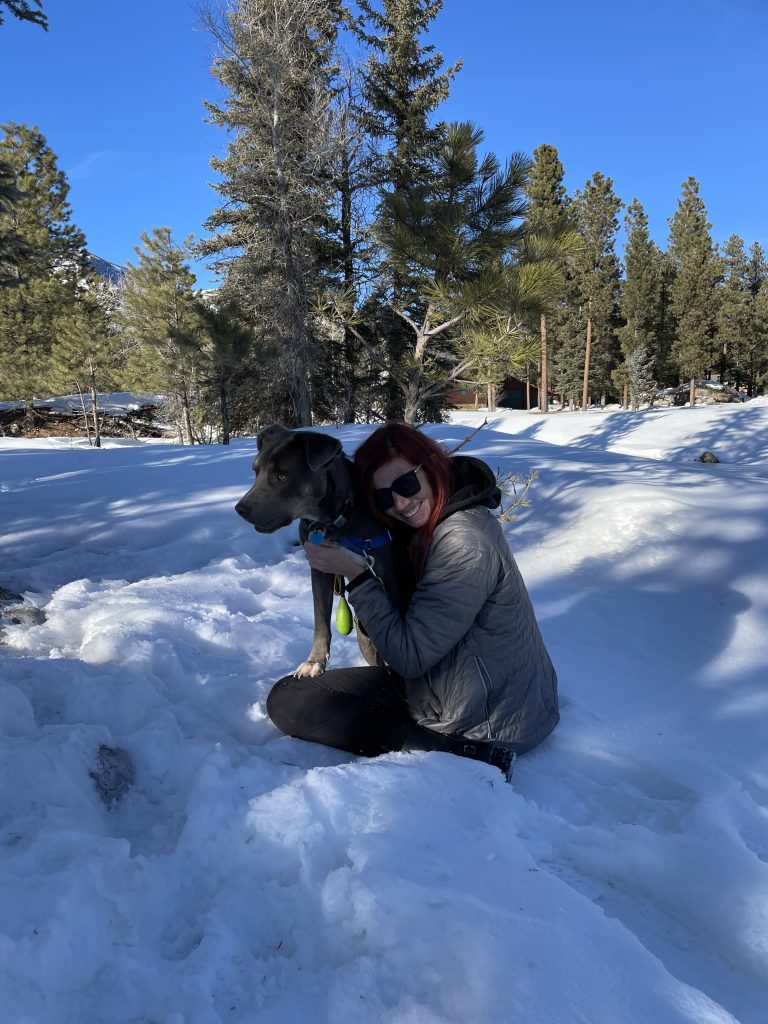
[{"xmin": 276, "ymin": 472, "xmax": 287, "ymax": 482}]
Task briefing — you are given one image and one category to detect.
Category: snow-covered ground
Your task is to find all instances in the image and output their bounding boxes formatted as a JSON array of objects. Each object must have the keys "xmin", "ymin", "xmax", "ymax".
[{"xmin": 1, "ymin": 401, "xmax": 767, "ymax": 1024}]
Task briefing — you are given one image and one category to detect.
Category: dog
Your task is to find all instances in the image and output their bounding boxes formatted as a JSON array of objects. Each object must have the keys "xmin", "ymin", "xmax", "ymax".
[{"xmin": 235, "ymin": 425, "xmax": 400, "ymax": 677}]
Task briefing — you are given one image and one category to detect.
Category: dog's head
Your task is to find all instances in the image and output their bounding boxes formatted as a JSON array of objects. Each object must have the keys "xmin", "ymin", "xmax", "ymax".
[{"xmin": 235, "ymin": 426, "xmax": 344, "ymax": 532}]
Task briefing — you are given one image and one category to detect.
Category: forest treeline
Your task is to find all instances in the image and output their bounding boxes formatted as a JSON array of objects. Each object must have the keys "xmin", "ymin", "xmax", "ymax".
[{"xmin": 1, "ymin": 0, "xmax": 767, "ymax": 444}]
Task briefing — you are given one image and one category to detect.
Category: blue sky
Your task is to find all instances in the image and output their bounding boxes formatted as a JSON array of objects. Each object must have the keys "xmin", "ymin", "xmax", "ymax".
[{"xmin": 2, "ymin": 0, "xmax": 767, "ymax": 288}]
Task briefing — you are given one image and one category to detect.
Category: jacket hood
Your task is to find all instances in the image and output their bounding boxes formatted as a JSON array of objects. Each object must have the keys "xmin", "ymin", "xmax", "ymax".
[{"xmin": 440, "ymin": 455, "xmax": 501, "ymax": 520}]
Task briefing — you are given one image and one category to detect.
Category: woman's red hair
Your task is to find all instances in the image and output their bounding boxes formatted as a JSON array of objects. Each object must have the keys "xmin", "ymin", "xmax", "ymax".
[{"xmin": 354, "ymin": 422, "xmax": 453, "ymax": 572}]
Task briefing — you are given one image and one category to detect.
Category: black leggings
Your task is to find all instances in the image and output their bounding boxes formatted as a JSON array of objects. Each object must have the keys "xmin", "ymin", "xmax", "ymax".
[{"xmin": 266, "ymin": 666, "xmax": 519, "ymax": 762}]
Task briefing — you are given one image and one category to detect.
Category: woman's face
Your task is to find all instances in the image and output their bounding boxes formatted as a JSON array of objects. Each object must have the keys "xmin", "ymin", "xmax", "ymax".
[{"xmin": 372, "ymin": 456, "xmax": 434, "ymax": 530}]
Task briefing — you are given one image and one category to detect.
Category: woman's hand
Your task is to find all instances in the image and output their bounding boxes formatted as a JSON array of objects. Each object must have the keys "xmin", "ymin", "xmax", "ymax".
[{"xmin": 303, "ymin": 540, "xmax": 367, "ymax": 581}]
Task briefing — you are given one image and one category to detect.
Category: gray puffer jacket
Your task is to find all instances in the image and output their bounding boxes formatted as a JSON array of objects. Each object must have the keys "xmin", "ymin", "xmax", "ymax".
[{"xmin": 348, "ymin": 457, "xmax": 559, "ymax": 750}]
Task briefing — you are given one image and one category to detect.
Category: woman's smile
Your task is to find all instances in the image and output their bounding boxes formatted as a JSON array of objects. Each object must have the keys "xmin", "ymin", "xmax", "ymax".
[{"xmin": 373, "ymin": 457, "xmax": 434, "ymax": 529}]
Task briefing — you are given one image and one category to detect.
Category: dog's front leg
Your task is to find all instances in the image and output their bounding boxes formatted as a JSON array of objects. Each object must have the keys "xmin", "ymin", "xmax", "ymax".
[{"xmin": 293, "ymin": 568, "xmax": 334, "ymax": 678}]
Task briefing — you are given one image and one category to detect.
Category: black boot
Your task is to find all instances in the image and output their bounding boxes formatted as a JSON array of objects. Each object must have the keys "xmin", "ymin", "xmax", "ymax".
[{"xmin": 460, "ymin": 741, "xmax": 516, "ymax": 782}]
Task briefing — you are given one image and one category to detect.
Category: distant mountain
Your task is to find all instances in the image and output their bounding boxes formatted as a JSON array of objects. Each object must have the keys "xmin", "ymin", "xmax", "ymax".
[{"xmin": 87, "ymin": 254, "xmax": 127, "ymax": 283}]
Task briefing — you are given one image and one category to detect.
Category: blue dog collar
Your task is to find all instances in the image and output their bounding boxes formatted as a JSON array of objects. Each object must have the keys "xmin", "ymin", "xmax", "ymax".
[{"xmin": 338, "ymin": 532, "xmax": 391, "ymax": 556}]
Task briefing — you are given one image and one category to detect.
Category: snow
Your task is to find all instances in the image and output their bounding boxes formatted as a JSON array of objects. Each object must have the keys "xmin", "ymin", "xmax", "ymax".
[
  {"xmin": 1, "ymin": 402, "xmax": 767, "ymax": 1024},
  {"xmin": 0, "ymin": 392, "xmax": 160, "ymax": 415}
]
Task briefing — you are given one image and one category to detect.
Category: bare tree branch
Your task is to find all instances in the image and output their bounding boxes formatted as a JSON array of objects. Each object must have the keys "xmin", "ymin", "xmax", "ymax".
[{"xmin": 446, "ymin": 417, "xmax": 488, "ymax": 455}]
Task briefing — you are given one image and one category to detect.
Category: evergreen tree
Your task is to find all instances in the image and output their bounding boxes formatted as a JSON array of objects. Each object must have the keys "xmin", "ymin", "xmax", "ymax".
[
  {"xmin": 617, "ymin": 199, "xmax": 663, "ymax": 407},
  {"xmin": 117, "ymin": 228, "xmax": 202, "ymax": 444},
  {"xmin": 196, "ymin": 296, "xmax": 255, "ymax": 444},
  {"xmin": 0, "ymin": 0, "xmax": 47, "ymax": 29},
  {"xmin": 0, "ymin": 123, "xmax": 87, "ymax": 405},
  {"xmin": 456, "ymin": 317, "xmax": 538, "ymax": 411},
  {"xmin": 354, "ymin": 0, "xmax": 460, "ymax": 194},
  {"xmin": 376, "ymin": 122, "xmax": 531, "ymax": 421},
  {"xmin": 49, "ymin": 287, "xmax": 116, "ymax": 446},
  {"xmin": 570, "ymin": 172, "xmax": 622, "ymax": 408},
  {"xmin": 746, "ymin": 243, "xmax": 768, "ymax": 395},
  {"xmin": 649, "ymin": 244, "xmax": 677, "ymax": 387},
  {"xmin": 351, "ymin": 0, "xmax": 460, "ymax": 416},
  {"xmin": 0, "ymin": 157, "xmax": 28, "ymax": 286},
  {"xmin": 625, "ymin": 342, "xmax": 656, "ymax": 411},
  {"xmin": 754, "ymin": 279, "xmax": 768, "ymax": 395},
  {"xmin": 746, "ymin": 241, "xmax": 767, "ymax": 297},
  {"xmin": 525, "ymin": 143, "xmax": 570, "ymax": 411},
  {"xmin": 717, "ymin": 235, "xmax": 752, "ymax": 387},
  {"xmin": 550, "ymin": 279, "xmax": 586, "ymax": 408},
  {"xmin": 309, "ymin": 66, "xmax": 380, "ymax": 424},
  {"xmin": 668, "ymin": 176, "xmax": 721, "ymax": 404},
  {"xmin": 200, "ymin": 0, "xmax": 343, "ymax": 427},
  {"xmin": 719, "ymin": 239, "xmax": 768, "ymax": 396}
]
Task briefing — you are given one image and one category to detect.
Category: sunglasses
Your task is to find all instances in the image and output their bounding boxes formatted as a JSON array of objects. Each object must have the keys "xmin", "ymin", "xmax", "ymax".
[{"xmin": 373, "ymin": 465, "xmax": 423, "ymax": 511}]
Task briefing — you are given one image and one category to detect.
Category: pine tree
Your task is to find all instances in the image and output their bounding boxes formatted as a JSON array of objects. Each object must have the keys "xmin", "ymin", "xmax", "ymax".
[
  {"xmin": 0, "ymin": 123, "xmax": 87, "ymax": 406},
  {"xmin": 625, "ymin": 343, "xmax": 656, "ymax": 411},
  {"xmin": 117, "ymin": 228, "xmax": 202, "ymax": 444},
  {"xmin": 354, "ymin": 0, "xmax": 460, "ymax": 195},
  {"xmin": 746, "ymin": 244, "xmax": 768, "ymax": 395},
  {"xmin": 0, "ymin": 1, "xmax": 47, "ymax": 29},
  {"xmin": 754, "ymin": 279, "xmax": 768, "ymax": 395},
  {"xmin": 351, "ymin": 0, "xmax": 460, "ymax": 417},
  {"xmin": 49, "ymin": 287, "xmax": 116, "ymax": 446},
  {"xmin": 617, "ymin": 199, "xmax": 664, "ymax": 408},
  {"xmin": 550, "ymin": 280, "xmax": 586, "ymax": 408},
  {"xmin": 717, "ymin": 235, "xmax": 752, "ymax": 387},
  {"xmin": 525, "ymin": 144, "xmax": 570, "ymax": 411},
  {"xmin": 309, "ymin": 67, "xmax": 380, "ymax": 424},
  {"xmin": 649, "ymin": 244, "xmax": 677, "ymax": 387},
  {"xmin": 668, "ymin": 177, "xmax": 721, "ymax": 404},
  {"xmin": 200, "ymin": 0, "xmax": 343, "ymax": 427},
  {"xmin": 376, "ymin": 122, "xmax": 531, "ymax": 421},
  {"xmin": 719, "ymin": 239, "xmax": 768, "ymax": 396},
  {"xmin": 196, "ymin": 296, "xmax": 255, "ymax": 444},
  {"xmin": 570, "ymin": 172, "xmax": 622, "ymax": 408},
  {"xmin": 0, "ymin": 157, "xmax": 28, "ymax": 286},
  {"xmin": 456, "ymin": 317, "xmax": 538, "ymax": 411}
]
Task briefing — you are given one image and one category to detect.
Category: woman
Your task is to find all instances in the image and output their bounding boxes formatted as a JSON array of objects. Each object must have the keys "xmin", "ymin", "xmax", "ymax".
[{"xmin": 266, "ymin": 422, "xmax": 559, "ymax": 777}]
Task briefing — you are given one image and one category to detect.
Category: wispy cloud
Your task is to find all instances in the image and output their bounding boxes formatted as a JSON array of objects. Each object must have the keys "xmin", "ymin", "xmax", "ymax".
[{"xmin": 68, "ymin": 150, "xmax": 115, "ymax": 181}]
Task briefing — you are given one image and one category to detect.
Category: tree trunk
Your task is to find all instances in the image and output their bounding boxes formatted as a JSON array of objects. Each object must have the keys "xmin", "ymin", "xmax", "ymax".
[
  {"xmin": 181, "ymin": 391, "xmax": 195, "ymax": 444},
  {"xmin": 219, "ymin": 375, "xmax": 230, "ymax": 445},
  {"xmin": 75, "ymin": 383, "xmax": 93, "ymax": 447},
  {"xmin": 339, "ymin": 141, "xmax": 357, "ymax": 424},
  {"xmin": 89, "ymin": 365, "xmax": 101, "ymax": 449},
  {"xmin": 403, "ymin": 318, "xmax": 431, "ymax": 423},
  {"xmin": 404, "ymin": 365, "xmax": 422, "ymax": 424},
  {"xmin": 539, "ymin": 313, "xmax": 548, "ymax": 412},
  {"xmin": 582, "ymin": 312, "xmax": 592, "ymax": 411},
  {"xmin": 487, "ymin": 381, "xmax": 495, "ymax": 412},
  {"xmin": 623, "ymin": 382, "xmax": 629, "ymax": 411},
  {"xmin": 689, "ymin": 376, "xmax": 696, "ymax": 407},
  {"xmin": 272, "ymin": 88, "xmax": 313, "ymax": 427}
]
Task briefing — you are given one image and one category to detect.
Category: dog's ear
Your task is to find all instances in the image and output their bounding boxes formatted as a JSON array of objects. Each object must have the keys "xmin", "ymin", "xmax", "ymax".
[
  {"xmin": 301, "ymin": 431, "xmax": 343, "ymax": 472},
  {"xmin": 256, "ymin": 425, "xmax": 291, "ymax": 452}
]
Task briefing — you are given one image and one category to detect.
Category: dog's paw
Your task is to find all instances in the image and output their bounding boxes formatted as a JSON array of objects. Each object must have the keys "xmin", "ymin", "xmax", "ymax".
[{"xmin": 293, "ymin": 660, "xmax": 327, "ymax": 678}]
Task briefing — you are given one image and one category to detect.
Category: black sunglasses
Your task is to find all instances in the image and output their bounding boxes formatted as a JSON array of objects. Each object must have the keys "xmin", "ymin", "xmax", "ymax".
[{"xmin": 373, "ymin": 464, "xmax": 423, "ymax": 511}]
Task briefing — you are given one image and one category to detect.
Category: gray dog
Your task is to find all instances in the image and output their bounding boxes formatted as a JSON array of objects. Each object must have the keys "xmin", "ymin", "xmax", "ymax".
[{"xmin": 235, "ymin": 426, "xmax": 399, "ymax": 677}]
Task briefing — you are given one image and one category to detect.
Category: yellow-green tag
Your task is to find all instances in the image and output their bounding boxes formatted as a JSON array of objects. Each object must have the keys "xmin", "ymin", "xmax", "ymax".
[{"xmin": 336, "ymin": 593, "xmax": 353, "ymax": 635}]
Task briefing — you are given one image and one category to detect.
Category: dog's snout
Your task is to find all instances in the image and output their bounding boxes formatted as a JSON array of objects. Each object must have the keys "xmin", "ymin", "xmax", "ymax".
[{"xmin": 235, "ymin": 501, "xmax": 250, "ymax": 520}]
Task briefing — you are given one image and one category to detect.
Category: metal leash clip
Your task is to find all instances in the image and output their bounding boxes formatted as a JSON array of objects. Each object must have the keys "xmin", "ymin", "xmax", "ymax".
[{"xmin": 362, "ymin": 549, "xmax": 383, "ymax": 584}]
